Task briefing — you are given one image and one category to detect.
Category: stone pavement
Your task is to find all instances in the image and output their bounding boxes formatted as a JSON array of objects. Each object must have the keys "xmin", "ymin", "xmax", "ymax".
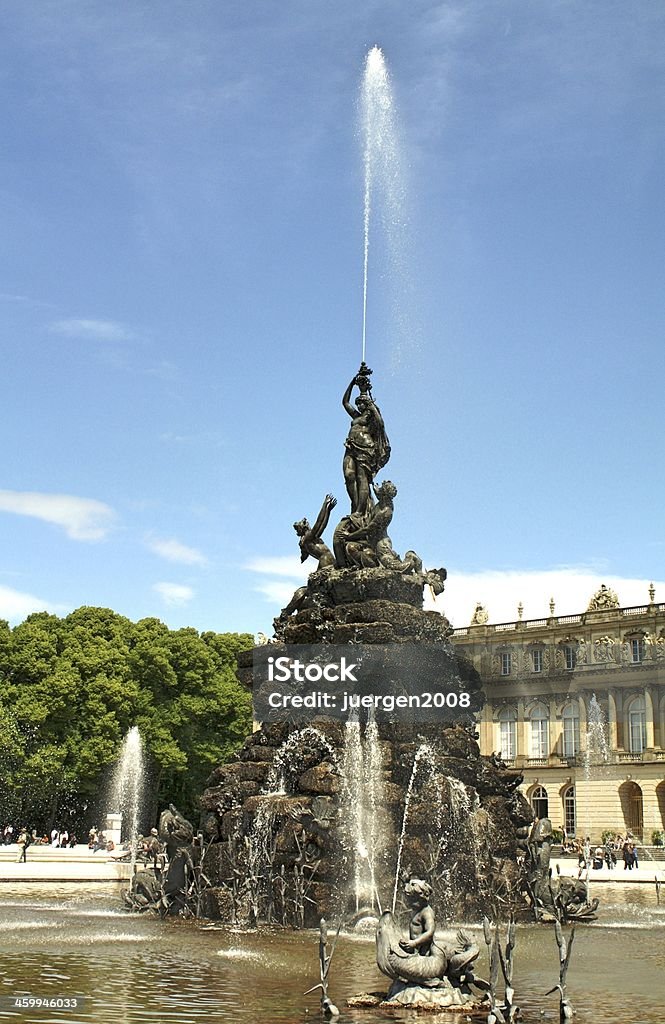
[
  {"xmin": 551, "ymin": 856, "xmax": 665, "ymax": 884},
  {"xmin": 0, "ymin": 844, "xmax": 131, "ymax": 882}
]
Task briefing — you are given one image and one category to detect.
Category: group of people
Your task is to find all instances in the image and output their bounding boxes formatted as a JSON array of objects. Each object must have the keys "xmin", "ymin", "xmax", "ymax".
[
  {"xmin": 568, "ymin": 833, "xmax": 641, "ymax": 872},
  {"xmin": 49, "ymin": 828, "xmax": 78, "ymax": 848},
  {"xmin": 88, "ymin": 827, "xmax": 114, "ymax": 852},
  {"xmin": 2, "ymin": 823, "xmax": 81, "ymax": 861},
  {"xmin": 3, "ymin": 821, "xmax": 166, "ymax": 865}
]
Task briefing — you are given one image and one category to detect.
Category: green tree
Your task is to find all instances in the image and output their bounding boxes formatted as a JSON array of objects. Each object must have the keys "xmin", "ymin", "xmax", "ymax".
[{"xmin": 0, "ymin": 608, "xmax": 253, "ymax": 831}]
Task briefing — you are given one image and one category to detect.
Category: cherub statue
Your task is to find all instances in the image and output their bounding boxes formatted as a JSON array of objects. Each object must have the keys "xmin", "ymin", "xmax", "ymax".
[
  {"xmin": 376, "ymin": 879, "xmax": 482, "ymax": 993},
  {"xmin": 294, "ymin": 494, "xmax": 337, "ymax": 570}
]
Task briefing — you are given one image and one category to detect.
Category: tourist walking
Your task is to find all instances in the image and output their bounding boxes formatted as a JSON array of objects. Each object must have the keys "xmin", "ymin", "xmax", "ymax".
[{"xmin": 3, "ymin": 824, "xmax": 14, "ymax": 845}]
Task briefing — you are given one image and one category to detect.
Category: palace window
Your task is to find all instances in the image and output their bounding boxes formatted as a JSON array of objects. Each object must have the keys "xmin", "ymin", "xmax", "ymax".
[
  {"xmin": 630, "ymin": 637, "xmax": 646, "ymax": 664},
  {"xmin": 562, "ymin": 703, "xmax": 581, "ymax": 758},
  {"xmin": 498, "ymin": 707, "xmax": 517, "ymax": 760},
  {"xmin": 500, "ymin": 652, "xmax": 512, "ymax": 676},
  {"xmin": 532, "ymin": 648, "xmax": 543, "ymax": 673},
  {"xmin": 628, "ymin": 695, "xmax": 647, "ymax": 754},
  {"xmin": 564, "ymin": 645, "xmax": 576, "ymax": 670},
  {"xmin": 530, "ymin": 702, "xmax": 550, "ymax": 758}
]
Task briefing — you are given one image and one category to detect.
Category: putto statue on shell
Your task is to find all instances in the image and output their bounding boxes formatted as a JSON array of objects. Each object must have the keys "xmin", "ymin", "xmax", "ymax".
[{"xmin": 373, "ymin": 879, "xmax": 486, "ymax": 1009}]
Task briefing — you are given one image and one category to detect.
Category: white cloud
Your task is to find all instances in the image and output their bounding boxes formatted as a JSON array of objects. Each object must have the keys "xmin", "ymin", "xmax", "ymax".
[
  {"xmin": 50, "ymin": 318, "xmax": 134, "ymax": 342},
  {"xmin": 244, "ymin": 555, "xmax": 306, "ymax": 607},
  {"xmin": 146, "ymin": 536, "xmax": 207, "ymax": 566},
  {"xmin": 153, "ymin": 582, "xmax": 194, "ymax": 606},
  {"xmin": 0, "ymin": 585, "xmax": 67, "ymax": 624},
  {"xmin": 245, "ymin": 555, "xmax": 664, "ymax": 630},
  {"xmin": 253, "ymin": 579, "xmax": 301, "ymax": 605},
  {"xmin": 0, "ymin": 490, "xmax": 116, "ymax": 541},
  {"xmin": 427, "ymin": 568, "xmax": 664, "ymax": 629},
  {"xmin": 244, "ymin": 555, "xmax": 306, "ymax": 579}
]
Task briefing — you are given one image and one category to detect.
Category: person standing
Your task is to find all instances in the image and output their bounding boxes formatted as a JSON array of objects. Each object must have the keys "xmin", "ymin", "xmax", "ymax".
[
  {"xmin": 17, "ymin": 828, "xmax": 34, "ymax": 863},
  {"xmin": 622, "ymin": 841, "xmax": 632, "ymax": 870}
]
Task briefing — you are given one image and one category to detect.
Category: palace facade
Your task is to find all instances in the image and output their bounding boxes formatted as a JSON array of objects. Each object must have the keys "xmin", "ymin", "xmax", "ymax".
[{"xmin": 451, "ymin": 584, "xmax": 665, "ymax": 843}]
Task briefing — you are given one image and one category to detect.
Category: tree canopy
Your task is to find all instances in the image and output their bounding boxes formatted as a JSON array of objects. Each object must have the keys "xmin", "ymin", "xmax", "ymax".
[{"xmin": 0, "ymin": 608, "xmax": 253, "ymax": 832}]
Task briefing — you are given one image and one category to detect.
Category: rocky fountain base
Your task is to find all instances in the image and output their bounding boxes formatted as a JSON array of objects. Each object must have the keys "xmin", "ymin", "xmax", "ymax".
[{"xmin": 199, "ymin": 565, "xmax": 533, "ymax": 927}]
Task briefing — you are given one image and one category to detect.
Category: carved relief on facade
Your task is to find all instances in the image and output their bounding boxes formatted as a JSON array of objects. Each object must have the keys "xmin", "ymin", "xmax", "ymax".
[
  {"xmin": 523, "ymin": 643, "xmax": 550, "ymax": 675},
  {"xmin": 491, "ymin": 645, "xmax": 514, "ymax": 677},
  {"xmin": 593, "ymin": 636, "xmax": 616, "ymax": 663},
  {"xmin": 653, "ymin": 631, "xmax": 665, "ymax": 660},
  {"xmin": 555, "ymin": 636, "xmax": 582, "ymax": 670},
  {"xmin": 587, "ymin": 584, "xmax": 620, "ymax": 611}
]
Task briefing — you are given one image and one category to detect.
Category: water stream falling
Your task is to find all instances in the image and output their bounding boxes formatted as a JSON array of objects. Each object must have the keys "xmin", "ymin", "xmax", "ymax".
[
  {"xmin": 359, "ymin": 45, "xmax": 402, "ymax": 364},
  {"xmin": 341, "ymin": 711, "xmax": 387, "ymax": 911},
  {"xmin": 109, "ymin": 726, "xmax": 146, "ymax": 876}
]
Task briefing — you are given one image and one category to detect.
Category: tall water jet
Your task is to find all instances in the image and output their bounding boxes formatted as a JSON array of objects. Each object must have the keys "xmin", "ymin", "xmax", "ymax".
[
  {"xmin": 359, "ymin": 45, "xmax": 404, "ymax": 364},
  {"xmin": 109, "ymin": 726, "xmax": 146, "ymax": 871}
]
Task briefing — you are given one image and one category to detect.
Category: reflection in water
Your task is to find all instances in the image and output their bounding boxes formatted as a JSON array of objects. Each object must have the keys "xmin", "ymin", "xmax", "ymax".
[{"xmin": 0, "ymin": 884, "xmax": 663, "ymax": 1023}]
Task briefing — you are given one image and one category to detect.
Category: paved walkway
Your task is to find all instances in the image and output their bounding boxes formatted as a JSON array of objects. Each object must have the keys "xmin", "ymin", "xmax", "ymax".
[
  {"xmin": 551, "ymin": 856, "xmax": 665, "ymax": 884},
  {"xmin": 0, "ymin": 844, "xmax": 131, "ymax": 882}
]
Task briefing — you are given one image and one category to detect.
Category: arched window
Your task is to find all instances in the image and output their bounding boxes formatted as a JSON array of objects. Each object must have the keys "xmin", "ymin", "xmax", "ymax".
[
  {"xmin": 531, "ymin": 785, "xmax": 548, "ymax": 820},
  {"xmin": 530, "ymin": 702, "xmax": 550, "ymax": 758},
  {"xmin": 563, "ymin": 785, "xmax": 576, "ymax": 837},
  {"xmin": 562, "ymin": 703, "xmax": 580, "ymax": 758},
  {"xmin": 628, "ymin": 695, "xmax": 647, "ymax": 754},
  {"xmin": 619, "ymin": 780, "xmax": 644, "ymax": 838},
  {"xmin": 498, "ymin": 707, "xmax": 517, "ymax": 760}
]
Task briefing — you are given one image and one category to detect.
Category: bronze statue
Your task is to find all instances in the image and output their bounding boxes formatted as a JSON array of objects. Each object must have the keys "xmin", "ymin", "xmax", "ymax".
[
  {"xmin": 294, "ymin": 494, "xmax": 337, "ymax": 569},
  {"xmin": 523, "ymin": 818, "xmax": 599, "ymax": 922},
  {"xmin": 375, "ymin": 879, "xmax": 484, "ymax": 1007},
  {"xmin": 333, "ymin": 480, "xmax": 422, "ymax": 573},
  {"xmin": 342, "ymin": 366, "xmax": 390, "ymax": 515}
]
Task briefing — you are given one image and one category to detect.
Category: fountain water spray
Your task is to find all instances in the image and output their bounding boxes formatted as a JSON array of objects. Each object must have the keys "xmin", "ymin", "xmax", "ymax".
[
  {"xmin": 341, "ymin": 710, "xmax": 387, "ymax": 911},
  {"xmin": 359, "ymin": 45, "xmax": 403, "ymax": 364},
  {"xmin": 392, "ymin": 743, "xmax": 434, "ymax": 913},
  {"xmin": 109, "ymin": 726, "xmax": 146, "ymax": 875}
]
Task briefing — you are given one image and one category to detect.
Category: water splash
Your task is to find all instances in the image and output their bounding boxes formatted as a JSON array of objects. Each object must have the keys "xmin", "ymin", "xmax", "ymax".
[
  {"xmin": 264, "ymin": 727, "xmax": 338, "ymax": 795},
  {"xmin": 584, "ymin": 694, "xmax": 610, "ymax": 768},
  {"xmin": 359, "ymin": 45, "xmax": 404, "ymax": 364}
]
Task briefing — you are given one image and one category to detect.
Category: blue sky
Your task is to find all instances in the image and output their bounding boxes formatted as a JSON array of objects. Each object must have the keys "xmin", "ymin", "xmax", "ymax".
[{"xmin": 2, "ymin": 1, "xmax": 665, "ymax": 634}]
